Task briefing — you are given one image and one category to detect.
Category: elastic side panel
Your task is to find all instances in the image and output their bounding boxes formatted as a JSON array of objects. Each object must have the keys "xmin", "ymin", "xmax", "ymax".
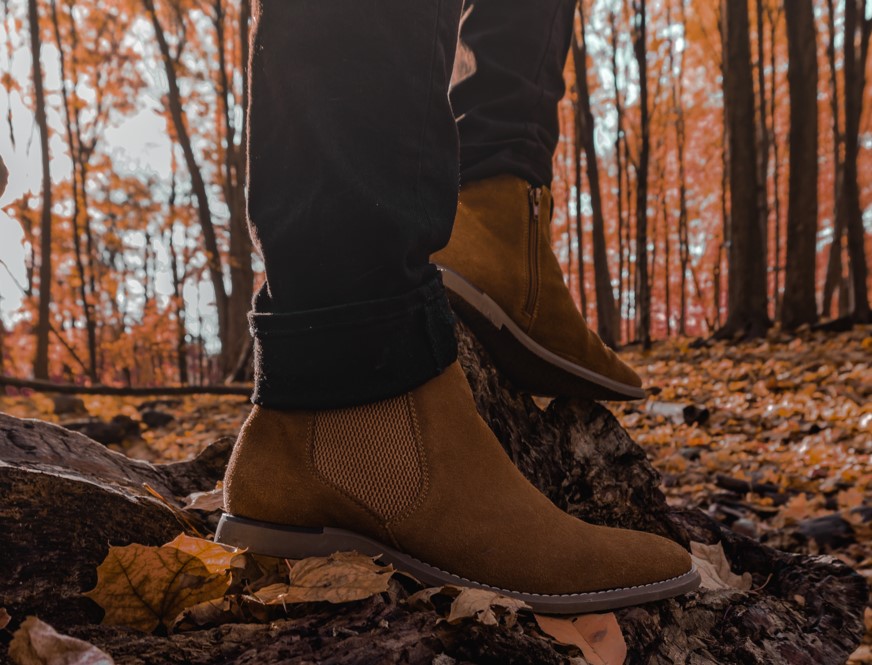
[{"xmin": 312, "ymin": 394, "xmax": 423, "ymax": 521}]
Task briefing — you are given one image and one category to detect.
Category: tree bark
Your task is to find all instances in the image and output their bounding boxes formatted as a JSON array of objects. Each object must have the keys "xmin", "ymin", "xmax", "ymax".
[
  {"xmin": 781, "ymin": 0, "xmax": 819, "ymax": 330},
  {"xmin": 767, "ymin": 5, "xmax": 784, "ymax": 319},
  {"xmin": 572, "ymin": 8, "xmax": 620, "ymax": 349},
  {"xmin": 842, "ymin": 0, "xmax": 871, "ymax": 323},
  {"xmin": 717, "ymin": 0, "xmax": 770, "ymax": 339},
  {"xmin": 0, "ymin": 318, "xmax": 867, "ymax": 663},
  {"xmin": 754, "ymin": 0, "xmax": 770, "ymax": 312},
  {"xmin": 212, "ymin": 0, "xmax": 254, "ymax": 378},
  {"xmin": 27, "ymin": 0, "xmax": 53, "ymax": 380},
  {"xmin": 48, "ymin": 0, "xmax": 99, "ymax": 382},
  {"xmin": 822, "ymin": 0, "xmax": 846, "ymax": 319},
  {"xmin": 632, "ymin": 0, "xmax": 651, "ymax": 349},
  {"xmin": 142, "ymin": 0, "xmax": 236, "ymax": 369}
]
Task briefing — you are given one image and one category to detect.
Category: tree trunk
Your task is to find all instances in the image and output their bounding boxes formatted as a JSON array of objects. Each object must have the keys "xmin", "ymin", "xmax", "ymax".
[
  {"xmin": 212, "ymin": 0, "xmax": 254, "ymax": 378},
  {"xmin": 670, "ymin": 0, "xmax": 690, "ymax": 336},
  {"xmin": 49, "ymin": 0, "xmax": 99, "ymax": 383},
  {"xmin": 754, "ymin": 0, "xmax": 770, "ymax": 313},
  {"xmin": 633, "ymin": 0, "xmax": 651, "ymax": 349},
  {"xmin": 142, "ymin": 0, "xmax": 235, "ymax": 369},
  {"xmin": 611, "ymin": 9, "xmax": 627, "ymax": 344},
  {"xmin": 717, "ymin": 0, "xmax": 769, "ymax": 339},
  {"xmin": 0, "ymin": 317, "xmax": 867, "ymax": 663},
  {"xmin": 842, "ymin": 0, "xmax": 871, "ymax": 323},
  {"xmin": 571, "ymin": 108, "xmax": 588, "ymax": 320},
  {"xmin": 822, "ymin": 0, "xmax": 845, "ymax": 319},
  {"xmin": 27, "ymin": 0, "xmax": 53, "ymax": 380},
  {"xmin": 767, "ymin": 5, "xmax": 784, "ymax": 320},
  {"xmin": 781, "ymin": 0, "xmax": 819, "ymax": 330},
  {"xmin": 572, "ymin": 8, "xmax": 619, "ymax": 349}
]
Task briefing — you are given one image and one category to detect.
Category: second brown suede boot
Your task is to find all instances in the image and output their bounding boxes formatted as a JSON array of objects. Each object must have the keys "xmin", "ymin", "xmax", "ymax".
[
  {"xmin": 217, "ymin": 363, "xmax": 698, "ymax": 613},
  {"xmin": 433, "ymin": 174, "xmax": 644, "ymax": 400}
]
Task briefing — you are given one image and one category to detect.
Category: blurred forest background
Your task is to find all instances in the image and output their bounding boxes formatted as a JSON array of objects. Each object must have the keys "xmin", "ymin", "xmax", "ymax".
[{"xmin": 0, "ymin": 0, "xmax": 870, "ymax": 388}]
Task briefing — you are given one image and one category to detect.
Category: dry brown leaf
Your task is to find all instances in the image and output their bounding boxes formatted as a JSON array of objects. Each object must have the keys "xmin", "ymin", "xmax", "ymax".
[
  {"xmin": 183, "ymin": 489, "xmax": 225, "ymax": 513},
  {"xmin": 0, "ymin": 607, "xmax": 10, "ymax": 630},
  {"xmin": 446, "ymin": 588, "xmax": 528, "ymax": 626},
  {"xmin": 837, "ymin": 487, "xmax": 865, "ymax": 511},
  {"xmin": 164, "ymin": 534, "xmax": 244, "ymax": 575},
  {"xmin": 535, "ymin": 613, "xmax": 627, "ymax": 665},
  {"xmin": 9, "ymin": 616, "xmax": 114, "ymax": 665},
  {"xmin": 690, "ymin": 541, "xmax": 753, "ymax": 591},
  {"xmin": 406, "ymin": 585, "xmax": 462, "ymax": 611},
  {"xmin": 84, "ymin": 543, "xmax": 231, "ymax": 632},
  {"xmin": 253, "ymin": 551, "xmax": 393, "ymax": 605},
  {"xmin": 172, "ymin": 594, "xmax": 271, "ymax": 632}
]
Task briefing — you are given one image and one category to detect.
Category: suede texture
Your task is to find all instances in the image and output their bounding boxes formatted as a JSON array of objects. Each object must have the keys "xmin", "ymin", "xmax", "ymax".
[
  {"xmin": 433, "ymin": 174, "xmax": 641, "ymax": 390},
  {"xmin": 224, "ymin": 362, "xmax": 690, "ymax": 595}
]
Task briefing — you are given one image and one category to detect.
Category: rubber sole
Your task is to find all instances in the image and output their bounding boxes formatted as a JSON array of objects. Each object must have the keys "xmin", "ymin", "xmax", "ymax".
[
  {"xmin": 216, "ymin": 514, "xmax": 700, "ymax": 614},
  {"xmin": 437, "ymin": 266, "xmax": 646, "ymax": 401}
]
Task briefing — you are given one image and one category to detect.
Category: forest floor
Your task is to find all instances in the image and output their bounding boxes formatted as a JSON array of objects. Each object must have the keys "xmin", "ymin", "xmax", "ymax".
[{"xmin": 1, "ymin": 324, "xmax": 870, "ymax": 661}]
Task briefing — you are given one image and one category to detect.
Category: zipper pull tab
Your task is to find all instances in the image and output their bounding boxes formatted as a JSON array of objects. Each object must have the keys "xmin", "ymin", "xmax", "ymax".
[{"xmin": 529, "ymin": 186, "xmax": 542, "ymax": 221}]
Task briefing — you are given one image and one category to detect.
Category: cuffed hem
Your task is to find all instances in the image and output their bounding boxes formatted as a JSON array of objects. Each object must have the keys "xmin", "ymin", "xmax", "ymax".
[{"xmin": 250, "ymin": 274, "xmax": 457, "ymax": 409}]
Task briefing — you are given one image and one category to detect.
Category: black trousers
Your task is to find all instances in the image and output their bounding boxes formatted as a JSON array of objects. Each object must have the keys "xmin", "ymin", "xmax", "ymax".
[{"xmin": 248, "ymin": 0, "xmax": 576, "ymax": 409}]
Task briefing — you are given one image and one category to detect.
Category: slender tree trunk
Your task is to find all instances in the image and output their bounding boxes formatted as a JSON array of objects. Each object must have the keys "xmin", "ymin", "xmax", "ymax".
[
  {"xmin": 767, "ymin": 6, "xmax": 784, "ymax": 319},
  {"xmin": 28, "ymin": 0, "xmax": 53, "ymax": 379},
  {"xmin": 754, "ymin": 0, "xmax": 771, "ymax": 313},
  {"xmin": 143, "ymin": 0, "xmax": 233, "ymax": 373},
  {"xmin": 781, "ymin": 0, "xmax": 819, "ymax": 330},
  {"xmin": 49, "ymin": 0, "xmax": 99, "ymax": 382},
  {"xmin": 610, "ymin": 9, "xmax": 626, "ymax": 344},
  {"xmin": 572, "ymin": 103, "xmax": 587, "ymax": 319},
  {"xmin": 670, "ymin": 0, "xmax": 690, "ymax": 336},
  {"xmin": 632, "ymin": 0, "xmax": 651, "ymax": 349},
  {"xmin": 842, "ymin": 0, "xmax": 871, "ymax": 322},
  {"xmin": 572, "ymin": 7, "xmax": 619, "ymax": 348},
  {"xmin": 212, "ymin": 0, "xmax": 254, "ymax": 378},
  {"xmin": 718, "ymin": 0, "xmax": 769, "ymax": 339},
  {"xmin": 821, "ymin": 0, "xmax": 845, "ymax": 318}
]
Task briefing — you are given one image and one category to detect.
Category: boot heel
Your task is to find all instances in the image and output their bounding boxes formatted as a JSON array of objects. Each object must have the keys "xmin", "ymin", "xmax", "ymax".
[{"xmin": 215, "ymin": 514, "xmax": 385, "ymax": 560}]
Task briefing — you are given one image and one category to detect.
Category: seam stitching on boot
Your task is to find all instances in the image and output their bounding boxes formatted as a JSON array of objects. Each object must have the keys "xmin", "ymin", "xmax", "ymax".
[
  {"xmin": 392, "ymin": 550, "xmax": 697, "ymax": 597},
  {"xmin": 307, "ymin": 411, "xmax": 392, "ymax": 545}
]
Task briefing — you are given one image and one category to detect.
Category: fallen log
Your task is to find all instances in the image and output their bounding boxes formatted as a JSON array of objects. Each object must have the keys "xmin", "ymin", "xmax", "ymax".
[
  {"xmin": 0, "ymin": 320, "xmax": 865, "ymax": 664},
  {"xmin": 0, "ymin": 374, "xmax": 251, "ymax": 396}
]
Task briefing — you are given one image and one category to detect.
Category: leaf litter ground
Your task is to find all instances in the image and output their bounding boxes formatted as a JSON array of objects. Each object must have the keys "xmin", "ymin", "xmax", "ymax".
[{"xmin": 1, "ymin": 325, "xmax": 869, "ymax": 661}]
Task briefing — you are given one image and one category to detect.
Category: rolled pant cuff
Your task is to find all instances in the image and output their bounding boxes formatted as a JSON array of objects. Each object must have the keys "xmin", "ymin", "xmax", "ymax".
[{"xmin": 250, "ymin": 275, "xmax": 458, "ymax": 409}]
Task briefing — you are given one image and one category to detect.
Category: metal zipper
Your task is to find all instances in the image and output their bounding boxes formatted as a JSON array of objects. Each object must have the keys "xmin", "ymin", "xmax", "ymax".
[{"xmin": 524, "ymin": 186, "xmax": 542, "ymax": 318}]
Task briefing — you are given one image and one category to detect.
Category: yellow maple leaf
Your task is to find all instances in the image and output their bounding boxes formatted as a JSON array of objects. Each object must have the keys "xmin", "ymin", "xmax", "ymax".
[
  {"xmin": 164, "ymin": 534, "xmax": 244, "ymax": 575},
  {"xmin": 84, "ymin": 543, "xmax": 231, "ymax": 632},
  {"xmin": 253, "ymin": 551, "xmax": 393, "ymax": 605}
]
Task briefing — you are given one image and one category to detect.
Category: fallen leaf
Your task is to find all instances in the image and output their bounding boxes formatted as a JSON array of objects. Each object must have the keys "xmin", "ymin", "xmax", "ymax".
[
  {"xmin": 84, "ymin": 543, "xmax": 231, "ymax": 632},
  {"xmin": 183, "ymin": 489, "xmax": 225, "ymax": 513},
  {"xmin": 0, "ymin": 607, "xmax": 10, "ymax": 630},
  {"xmin": 172, "ymin": 594, "xmax": 271, "ymax": 632},
  {"xmin": 446, "ymin": 587, "xmax": 528, "ymax": 626},
  {"xmin": 164, "ymin": 534, "xmax": 244, "ymax": 575},
  {"xmin": 535, "ymin": 613, "xmax": 627, "ymax": 665},
  {"xmin": 9, "ymin": 616, "xmax": 114, "ymax": 665},
  {"xmin": 253, "ymin": 551, "xmax": 393, "ymax": 605},
  {"xmin": 407, "ymin": 585, "xmax": 461, "ymax": 611},
  {"xmin": 837, "ymin": 487, "xmax": 865, "ymax": 511},
  {"xmin": 690, "ymin": 541, "xmax": 753, "ymax": 591}
]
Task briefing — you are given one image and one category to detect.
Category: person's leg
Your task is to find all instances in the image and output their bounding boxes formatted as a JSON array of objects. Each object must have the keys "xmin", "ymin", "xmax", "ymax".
[
  {"xmin": 221, "ymin": 0, "xmax": 698, "ymax": 612},
  {"xmin": 247, "ymin": 0, "xmax": 461, "ymax": 409},
  {"xmin": 434, "ymin": 0, "xmax": 644, "ymax": 400},
  {"xmin": 451, "ymin": 0, "xmax": 575, "ymax": 187}
]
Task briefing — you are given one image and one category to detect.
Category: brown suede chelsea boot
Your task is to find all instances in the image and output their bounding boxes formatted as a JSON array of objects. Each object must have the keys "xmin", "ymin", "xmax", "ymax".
[
  {"xmin": 217, "ymin": 363, "xmax": 699, "ymax": 613},
  {"xmin": 432, "ymin": 174, "xmax": 644, "ymax": 400}
]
